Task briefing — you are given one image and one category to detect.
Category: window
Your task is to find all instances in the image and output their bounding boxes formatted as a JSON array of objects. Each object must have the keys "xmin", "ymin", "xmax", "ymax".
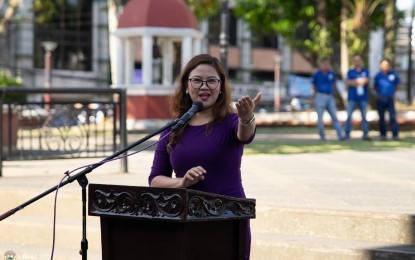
[
  {"xmin": 207, "ymin": 9, "xmax": 237, "ymax": 46},
  {"xmin": 34, "ymin": 0, "xmax": 92, "ymax": 71},
  {"xmin": 252, "ymin": 31, "xmax": 279, "ymax": 49}
]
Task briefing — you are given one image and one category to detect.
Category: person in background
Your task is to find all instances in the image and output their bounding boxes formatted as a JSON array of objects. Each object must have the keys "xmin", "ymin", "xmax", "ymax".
[
  {"xmin": 312, "ymin": 57, "xmax": 344, "ymax": 141},
  {"xmin": 344, "ymin": 54, "xmax": 371, "ymax": 141},
  {"xmin": 148, "ymin": 54, "xmax": 261, "ymax": 259},
  {"xmin": 373, "ymin": 59, "xmax": 400, "ymax": 141}
]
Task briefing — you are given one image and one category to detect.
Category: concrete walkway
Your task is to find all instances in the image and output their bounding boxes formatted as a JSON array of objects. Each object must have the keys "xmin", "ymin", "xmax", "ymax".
[
  {"xmin": 1, "ymin": 131, "xmax": 415, "ymax": 259},
  {"xmin": 1, "ymin": 147, "xmax": 414, "ymax": 215}
]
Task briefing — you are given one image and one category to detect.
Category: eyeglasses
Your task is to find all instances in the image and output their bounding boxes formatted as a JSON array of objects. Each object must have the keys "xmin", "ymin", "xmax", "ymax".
[{"xmin": 188, "ymin": 78, "xmax": 221, "ymax": 89}]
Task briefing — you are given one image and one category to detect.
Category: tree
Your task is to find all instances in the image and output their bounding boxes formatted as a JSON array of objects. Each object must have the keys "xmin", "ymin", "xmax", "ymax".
[
  {"xmin": 184, "ymin": 0, "xmax": 221, "ymax": 21},
  {"xmin": 33, "ymin": 0, "xmax": 65, "ymax": 27},
  {"xmin": 346, "ymin": 0, "xmax": 383, "ymax": 64},
  {"xmin": 0, "ymin": 0, "xmax": 21, "ymax": 34},
  {"xmin": 234, "ymin": 0, "xmax": 386, "ymax": 73},
  {"xmin": 316, "ymin": 0, "xmax": 331, "ymax": 59},
  {"xmin": 383, "ymin": 0, "xmax": 396, "ymax": 61},
  {"xmin": 340, "ymin": 0, "xmax": 349, "ymax": 79},
  {"xmin": 234, "ymin": 0, "xmax": 342, "ymax": 68}
]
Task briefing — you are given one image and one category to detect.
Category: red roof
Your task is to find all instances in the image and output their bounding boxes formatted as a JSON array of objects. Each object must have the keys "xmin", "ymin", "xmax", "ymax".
[{"xmin": 118, "ymin": 0, "xmax": 199, "ymax": 30}]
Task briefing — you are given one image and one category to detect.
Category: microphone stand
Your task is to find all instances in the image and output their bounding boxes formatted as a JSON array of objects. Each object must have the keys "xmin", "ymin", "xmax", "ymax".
[{"xmin": 0, "ymin": 119, "xmax": 179, "ymax": 260}]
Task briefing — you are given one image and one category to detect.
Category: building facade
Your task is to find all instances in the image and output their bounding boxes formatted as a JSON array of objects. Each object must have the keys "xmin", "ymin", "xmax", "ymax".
[
  {"xmin": 0, "ymin": 0, "xmax": 318, "ymax": 129},
  {"xmin": 0, "ymin": 0, "xmax": 110, "ymax": 98}
]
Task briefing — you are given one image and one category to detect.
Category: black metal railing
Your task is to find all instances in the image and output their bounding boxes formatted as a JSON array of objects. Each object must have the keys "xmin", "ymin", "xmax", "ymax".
[{"xmin": 0, "ymin": 87, "xmax": 127, "ymax": 176}]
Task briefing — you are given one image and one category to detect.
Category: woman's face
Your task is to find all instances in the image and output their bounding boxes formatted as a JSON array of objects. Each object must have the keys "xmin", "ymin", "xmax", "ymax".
[{"xmin": 186, "ymin": 64, "xmax": 222, "ymax": 110}]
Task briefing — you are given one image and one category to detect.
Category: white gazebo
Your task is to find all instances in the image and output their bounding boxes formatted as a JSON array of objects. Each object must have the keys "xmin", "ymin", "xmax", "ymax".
[{"xmin": 111, "ymin": 0, "xmax": 203, "ymax": 130}]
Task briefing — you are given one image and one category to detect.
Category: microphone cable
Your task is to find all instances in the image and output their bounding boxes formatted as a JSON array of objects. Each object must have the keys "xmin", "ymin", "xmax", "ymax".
[{"xmin": 49, "ymin": 129, "xmax": 172, "ymax": 259}]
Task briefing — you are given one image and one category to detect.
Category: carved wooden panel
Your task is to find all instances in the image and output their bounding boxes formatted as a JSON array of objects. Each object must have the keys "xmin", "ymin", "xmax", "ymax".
[{"xmin": 88, "ymin": 184, "xmax": 255, "ymax": 222}]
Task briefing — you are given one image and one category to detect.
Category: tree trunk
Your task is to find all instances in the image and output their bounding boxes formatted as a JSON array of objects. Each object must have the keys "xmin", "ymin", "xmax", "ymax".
[
  {"xmin": 383, "ymin": 0, "xmax": 396, "ymax": 61},
  {"xmin": 355, "ymin": 30, "xmax": 370, "ymax": 64},
  {"xmin": 316, "ymin": 0, "xmax": 344, "ymax": 108},
  {"xmin": 0, "ymin": 0, "xmax": 20, "ymax": 34},
  {"xmin": 348, "ymin": 0, "xmax": 382, "ymax": 65},
  {"xmin": 340, "ymin": 0, "xmax": 349, "ymax": 80},
  {"xmin": 316, "ymin": 0, "xmax": 331, "ymax": 58}
]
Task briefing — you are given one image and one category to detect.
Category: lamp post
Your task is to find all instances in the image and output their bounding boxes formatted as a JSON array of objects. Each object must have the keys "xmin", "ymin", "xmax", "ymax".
[
  {"xmin": 41, "ymin": 41, "xmax": 57, "ymax": 107},
  {"xmin": 219, "ymin": 0, "xmax": 229, "ymax": 74},
  {"xmin": 274, "ymin": 55, "xmax": 282, "ymax": 112},
  {"xmin": 42, "ymin": 41, "xmax": 58, "ymax": 88}
]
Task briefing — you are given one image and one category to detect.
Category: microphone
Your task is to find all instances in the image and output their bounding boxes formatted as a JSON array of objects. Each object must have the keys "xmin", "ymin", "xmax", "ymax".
[{"xmin": 171, "ymin": 101, "xmax": 204, "ymax": 131}]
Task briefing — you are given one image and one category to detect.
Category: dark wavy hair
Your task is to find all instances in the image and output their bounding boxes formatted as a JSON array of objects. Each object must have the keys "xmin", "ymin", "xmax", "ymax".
[{"xmin": 167, "ymin": 54, "xmax": 233, "ymax": 152}]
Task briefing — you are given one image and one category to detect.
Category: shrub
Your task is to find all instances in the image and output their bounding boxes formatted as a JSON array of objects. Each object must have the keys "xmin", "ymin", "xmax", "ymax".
[{"xmin": 0, "ymin": 71, "xmax": 26, "ymax": 104}]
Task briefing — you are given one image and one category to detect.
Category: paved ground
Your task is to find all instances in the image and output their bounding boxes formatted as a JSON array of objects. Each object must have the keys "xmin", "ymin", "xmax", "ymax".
[
  {"xmin": 1, "ymin": 129, "xmax": 414, "ymax": 215},
  {"xmin": 1, "ymin": 129, "xmax": 415, "ymax": 259}
]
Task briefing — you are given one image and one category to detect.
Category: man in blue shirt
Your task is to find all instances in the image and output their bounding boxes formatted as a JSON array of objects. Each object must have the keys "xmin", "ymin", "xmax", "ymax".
[
  {"xmin": 374, "ymin": 59, "xmax": 400, "ymax": 140},
  {"xmin": 344, "ymin": 54, "xmax": 371, "ymax": 141},
  {"xmin": 312, "ymin": 57, "xmax": 344, "ymax": 141}
]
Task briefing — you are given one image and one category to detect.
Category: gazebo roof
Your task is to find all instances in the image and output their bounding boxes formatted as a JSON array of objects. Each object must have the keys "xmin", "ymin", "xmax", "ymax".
[{"xmin": 118, "ymin": 0, "xmax": 199, "ymax": 30}]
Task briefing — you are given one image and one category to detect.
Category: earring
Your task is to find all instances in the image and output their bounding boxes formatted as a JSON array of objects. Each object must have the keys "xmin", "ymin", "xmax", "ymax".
[
  {"xmin": 185, "ymin": 90, "xmax": 189, "ymax": 94},
  {"xmin": 220, "ymin": 91, "xmax": 222, "ymax": 94}
]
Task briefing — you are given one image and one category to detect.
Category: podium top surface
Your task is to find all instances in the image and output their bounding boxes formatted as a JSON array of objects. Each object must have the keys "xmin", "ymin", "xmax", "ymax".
[{"xmin": 88, "ymin": 183, "xmax": 255, "ymax": 222}]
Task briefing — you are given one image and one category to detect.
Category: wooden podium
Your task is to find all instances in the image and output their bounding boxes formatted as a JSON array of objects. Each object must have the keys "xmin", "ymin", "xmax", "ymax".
[{"xmin": 88, "ymin": 184, "xmax": 256, "ymax": 260}]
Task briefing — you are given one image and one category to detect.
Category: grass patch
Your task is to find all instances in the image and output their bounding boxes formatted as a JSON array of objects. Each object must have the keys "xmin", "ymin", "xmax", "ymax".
[{"xmin": 245, "ymin": 129, "xmax": 415, "ymax": 155}]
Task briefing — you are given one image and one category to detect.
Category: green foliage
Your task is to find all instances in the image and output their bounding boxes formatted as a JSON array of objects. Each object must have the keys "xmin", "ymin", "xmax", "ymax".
[
  {"xmin": 0, "ymin": 71, "xmax": 26, "ymax": 104},
  {"xmin": 234, "ymin": 0, "xmax": 342, "ymax": 66},
  {"xmin": 184, "ymin": 0, "xmax": 221, "ymax": 21},
  {"xmin": 234, "ymin": 0, "xmax": 386, "ymax": 68},
  {"xmin": 245, "ymin": 137, "xmax": 415, "ymax": 154},
  {"xmin": 383, "ymin": 0, "xmax": 401, "ymax": 61},
  {"xmin": 0, "ymin": 71, "xmax": 21, "ymax": 86},
  {"xmin": 33, "ymin": 0, "xmax": 95, "ymax": 27},
  {"xmin": 346, "ymin": 0, "xmax": 386, "ymax": 64},
  {"xmin": 244, "ymin": 127, "xmax": 415, "ymax": 155},
  {"xmin": 33, "ymin": 0, "xmax": 65, "ymax": 26}
]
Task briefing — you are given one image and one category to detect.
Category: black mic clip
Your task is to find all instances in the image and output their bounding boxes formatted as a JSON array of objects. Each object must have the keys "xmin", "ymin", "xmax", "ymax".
[{"xmin": 171, "ymin": 101, "xmax": 204, "ymax": 132}]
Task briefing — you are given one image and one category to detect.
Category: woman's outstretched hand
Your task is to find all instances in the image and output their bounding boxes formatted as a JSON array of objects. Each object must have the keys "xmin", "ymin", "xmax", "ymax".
[{"xmin": 235, "ymin": 92, "xmax": 262, "ymax": 121}]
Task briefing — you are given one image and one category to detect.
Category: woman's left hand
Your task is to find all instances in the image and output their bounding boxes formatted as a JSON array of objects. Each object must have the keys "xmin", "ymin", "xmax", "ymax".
[{"xmin": 235, "ymin": 92, "xmax": 262, "ymax": 121}]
